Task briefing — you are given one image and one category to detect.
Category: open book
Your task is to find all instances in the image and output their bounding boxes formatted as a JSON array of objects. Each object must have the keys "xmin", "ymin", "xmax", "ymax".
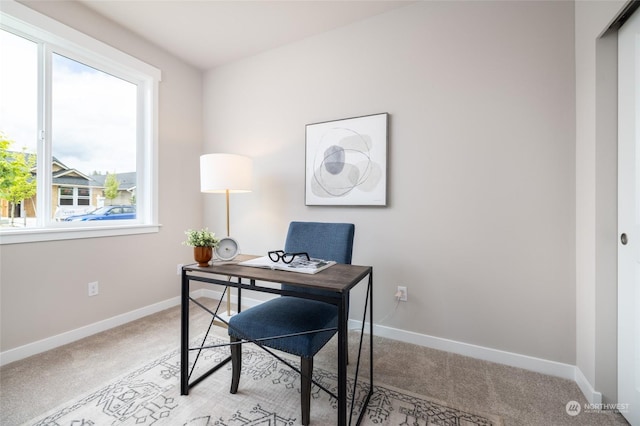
[{"xmin": 238, "ymin": 256, "xmax": 336, "ymax": 274}]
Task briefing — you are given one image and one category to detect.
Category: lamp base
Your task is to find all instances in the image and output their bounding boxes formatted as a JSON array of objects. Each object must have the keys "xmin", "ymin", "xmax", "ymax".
[
  {"xmin": 214, "ymin": 310, "xmax": 236, "ymax": 328},
  {"xmin": 217, "ymin": 311, "xmax": 236, "ymax": 322}
]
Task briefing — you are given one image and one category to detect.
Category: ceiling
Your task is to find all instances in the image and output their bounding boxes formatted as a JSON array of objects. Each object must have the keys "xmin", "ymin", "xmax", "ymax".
[{"xmin": 78, "ymin": 0, "xmax": 413, "ymax": 70}]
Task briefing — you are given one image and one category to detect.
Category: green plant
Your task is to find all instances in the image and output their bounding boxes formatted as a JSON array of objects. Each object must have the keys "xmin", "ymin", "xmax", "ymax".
[
  {"xmin": 0, "ymin": 133, "xmax": 37, "ymax": 225},
  {"xmin": 184, "ymin": 228, "xmax": 219, "ymax": 247}
]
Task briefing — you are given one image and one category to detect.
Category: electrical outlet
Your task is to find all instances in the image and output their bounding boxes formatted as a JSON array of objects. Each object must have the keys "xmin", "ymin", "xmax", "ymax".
[
  {"xmin": 396, "ymin": 286, "xmax": 407, "ymax": 302},
  {"xmin": 177, "ymin": 263, "xmax": 184, "ymax": 275},
  {"xmin": 88, "ymin": 281, "xmax": 99, "ymax": 297}
]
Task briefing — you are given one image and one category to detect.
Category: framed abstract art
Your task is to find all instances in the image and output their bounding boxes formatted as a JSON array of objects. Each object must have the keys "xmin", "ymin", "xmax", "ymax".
[{"xmin": 305, "ymin": 113, "xmax": 388, "ymax": 206}]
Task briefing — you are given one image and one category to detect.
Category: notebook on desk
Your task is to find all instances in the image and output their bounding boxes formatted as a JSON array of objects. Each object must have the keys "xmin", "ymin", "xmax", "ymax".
[{"xmin": 238, "ymin": 256, "xmax": 336, "ymax": 274}]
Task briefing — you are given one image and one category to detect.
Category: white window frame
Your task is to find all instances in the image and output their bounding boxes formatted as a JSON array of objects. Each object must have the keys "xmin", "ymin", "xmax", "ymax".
[{"xmin": 0, "ymin": 1, "xmax": 161, "ymax": 244}]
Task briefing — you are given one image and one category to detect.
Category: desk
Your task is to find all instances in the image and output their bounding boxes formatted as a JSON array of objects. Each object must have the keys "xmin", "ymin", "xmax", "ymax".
[{"xmin": 181, "ymin": 254, "xmax": 373, "ymax": 425}]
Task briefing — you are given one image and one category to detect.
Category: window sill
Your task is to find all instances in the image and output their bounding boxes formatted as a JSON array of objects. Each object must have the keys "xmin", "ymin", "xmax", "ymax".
[{"xmin": 0, "ymin": 223, "xmax": 161, "ymax": 245}]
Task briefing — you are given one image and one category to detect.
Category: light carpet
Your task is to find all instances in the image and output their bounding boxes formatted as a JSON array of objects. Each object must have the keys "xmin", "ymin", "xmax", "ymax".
[{"xmin": 26, "ymin": 334, "xmax": 503, "ymax": 426}]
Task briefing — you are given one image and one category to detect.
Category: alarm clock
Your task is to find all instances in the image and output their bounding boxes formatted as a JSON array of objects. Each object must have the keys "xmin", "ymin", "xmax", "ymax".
[{"xmin": 215, "ymin": 237, "xmax": 240, "ymax": 261}]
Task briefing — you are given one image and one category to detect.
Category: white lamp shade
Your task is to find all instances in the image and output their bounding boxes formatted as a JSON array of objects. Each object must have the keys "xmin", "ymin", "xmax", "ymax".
[{"xmin": 200, "ymin": 153, "xmax": 252, "ymax": 193}]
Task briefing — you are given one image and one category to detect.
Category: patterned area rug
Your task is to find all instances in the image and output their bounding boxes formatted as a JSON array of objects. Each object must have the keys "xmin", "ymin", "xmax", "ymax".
[{"xmin": 26, "ymin": 335, "xmax": 503, "ymax": 426}]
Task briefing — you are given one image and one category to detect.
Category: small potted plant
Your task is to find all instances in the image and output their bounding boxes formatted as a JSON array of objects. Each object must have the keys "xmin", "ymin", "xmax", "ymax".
[{"xmin": 184, "ymin": 228, "xmax": 220, "ymax": 266}]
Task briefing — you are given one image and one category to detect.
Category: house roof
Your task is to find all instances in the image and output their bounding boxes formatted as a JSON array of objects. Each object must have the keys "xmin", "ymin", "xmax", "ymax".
[
  {"xmin": 8, "ymin": 150, "xmax": 136, "ymax": 190},
  {"xmin": 90, "ymin": 172, "xmax": 136, "ymax": 191}
]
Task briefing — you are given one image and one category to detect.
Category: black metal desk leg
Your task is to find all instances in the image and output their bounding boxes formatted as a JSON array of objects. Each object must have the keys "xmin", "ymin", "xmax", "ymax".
[
  {"xmin": 180, "ymin": 269, "xmax": 189, "ymax": 395},
  {"xmin": 337, "ymin": 293, "xmax": 348, "ymax": 426},
  {"xmin": 369, "ymin": 272, "xmax": 374, "ymax": 397}
]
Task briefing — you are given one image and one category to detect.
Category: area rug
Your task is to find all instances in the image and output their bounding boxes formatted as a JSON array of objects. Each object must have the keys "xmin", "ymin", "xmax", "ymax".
[{"xmin": 26, "ymin": 334, "xmax": 503, "ymax": 426}]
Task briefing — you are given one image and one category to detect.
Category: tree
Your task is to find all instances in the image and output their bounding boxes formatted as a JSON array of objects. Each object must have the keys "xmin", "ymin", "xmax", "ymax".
[
  {"xmin": 0, "ymin": 133, "xmax": 37, "ymax": 225},
  {"xmin": 0, "ymin": 133, "xmax": 16, "ymax": 193},
  {"xmin": 104, "ymin": 172, "xmax": 119, "ymax": 205}
]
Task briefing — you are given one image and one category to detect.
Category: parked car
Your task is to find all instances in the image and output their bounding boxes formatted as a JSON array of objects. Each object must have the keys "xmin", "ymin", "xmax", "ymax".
[
  {"xmin": 64, "ymin": 205, "xmax": 136, "ymax": 221},
  {"xmin": 54, "ymin": 206, "xmax": 95, "ymax": 221}
]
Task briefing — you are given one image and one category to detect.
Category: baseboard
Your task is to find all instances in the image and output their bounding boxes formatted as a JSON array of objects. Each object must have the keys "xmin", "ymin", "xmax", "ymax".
[
  {"xmin": 1, "ymin": 293, "xmax": 602, "ymax": 406},
  {"xmin": 0, "ymin": 289, "xmax": 267, "ymax": 367},
  {"xmin": 575, "ymin": 366, "xmax": 603, "ymax": 404},
  {"xmin": 349, "ymin": 319, "xmax": 600, "ymax": 403},
  {"xmin": 1, "ymin": 294, "xmax": 189, "ymax": 367}
]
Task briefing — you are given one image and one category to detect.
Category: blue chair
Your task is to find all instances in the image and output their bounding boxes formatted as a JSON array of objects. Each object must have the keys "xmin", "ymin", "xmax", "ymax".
[{"xmin": 228, "ymin": 221, "xmax": 355, "ymax": 425}]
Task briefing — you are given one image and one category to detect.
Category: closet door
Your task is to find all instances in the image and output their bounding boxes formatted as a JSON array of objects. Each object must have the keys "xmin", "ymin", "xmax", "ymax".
[{"xmin": 618, "ymin": 8, "xmax": 640, "ymax": 426}]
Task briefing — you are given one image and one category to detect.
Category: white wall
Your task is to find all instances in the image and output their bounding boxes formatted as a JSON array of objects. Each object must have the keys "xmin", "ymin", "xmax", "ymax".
[
  {"xmin": 0, "ymin": 1, "xmax": 204, "ymax": 353},
  {"xmin": 575, "ymin": 0, "xmax": 629, "ymax": 404},
  {"xmin": 203, "ymin": 1, "xmax": 576, "ymax": 364}
]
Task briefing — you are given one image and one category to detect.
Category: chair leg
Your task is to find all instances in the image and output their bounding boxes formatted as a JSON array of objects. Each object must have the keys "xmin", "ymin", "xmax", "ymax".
[
  {"xmin": 300, "ymin": 356, "xmax": 313, "ymax": 426},
  {"xmin": 230, "ymin": 336, "xmax": 241, "ymax": 394}
]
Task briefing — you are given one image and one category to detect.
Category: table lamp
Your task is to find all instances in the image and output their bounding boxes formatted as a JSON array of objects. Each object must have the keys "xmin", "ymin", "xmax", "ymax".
[{"xmin": 200, "ymin": 153, "xmax": 252, "ymax": 319}]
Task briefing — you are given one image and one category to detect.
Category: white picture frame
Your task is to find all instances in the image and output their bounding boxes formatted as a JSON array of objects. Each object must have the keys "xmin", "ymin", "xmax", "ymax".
[{"xmin": 305, "ymin": 113, "xmax": 388, "ymax": 206}]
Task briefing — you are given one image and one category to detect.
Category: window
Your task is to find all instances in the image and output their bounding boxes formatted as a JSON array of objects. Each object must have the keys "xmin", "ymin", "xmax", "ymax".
[
  {"xmin": 0, "ymin": 1, "xmax": 160, "ymax": 244},
  {"xmin": 77, "ymin": 188, "xmax": 91, "ymax": 206},
  {"xmin": 58, "ymin": 187, "xmax": 91, "ymax": 206},
  {"xmin": 59, "ymin": 187, "xmax": 75, "ymax": 206}
]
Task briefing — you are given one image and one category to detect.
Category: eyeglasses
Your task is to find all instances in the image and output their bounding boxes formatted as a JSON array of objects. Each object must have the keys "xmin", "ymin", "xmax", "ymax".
[{"xmin": 268, "ymin": 250, "xmax": 310, "ymax": 264}]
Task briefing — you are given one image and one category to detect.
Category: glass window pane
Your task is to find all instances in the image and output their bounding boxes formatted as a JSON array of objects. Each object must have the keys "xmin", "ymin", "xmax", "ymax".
[
  {"xmin": 0, "ymin": 29, "xmax": 38, "ymax": 228},
  {"xmin": 51, "ymin": 53, "xmax": 137, "ymax": 220}
]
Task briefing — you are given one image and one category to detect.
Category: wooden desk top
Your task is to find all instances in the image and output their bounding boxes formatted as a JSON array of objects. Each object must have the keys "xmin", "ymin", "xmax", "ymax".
[{"xmin": 183, "ymin": 254, "xmax": 372, "ymax": 293}]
